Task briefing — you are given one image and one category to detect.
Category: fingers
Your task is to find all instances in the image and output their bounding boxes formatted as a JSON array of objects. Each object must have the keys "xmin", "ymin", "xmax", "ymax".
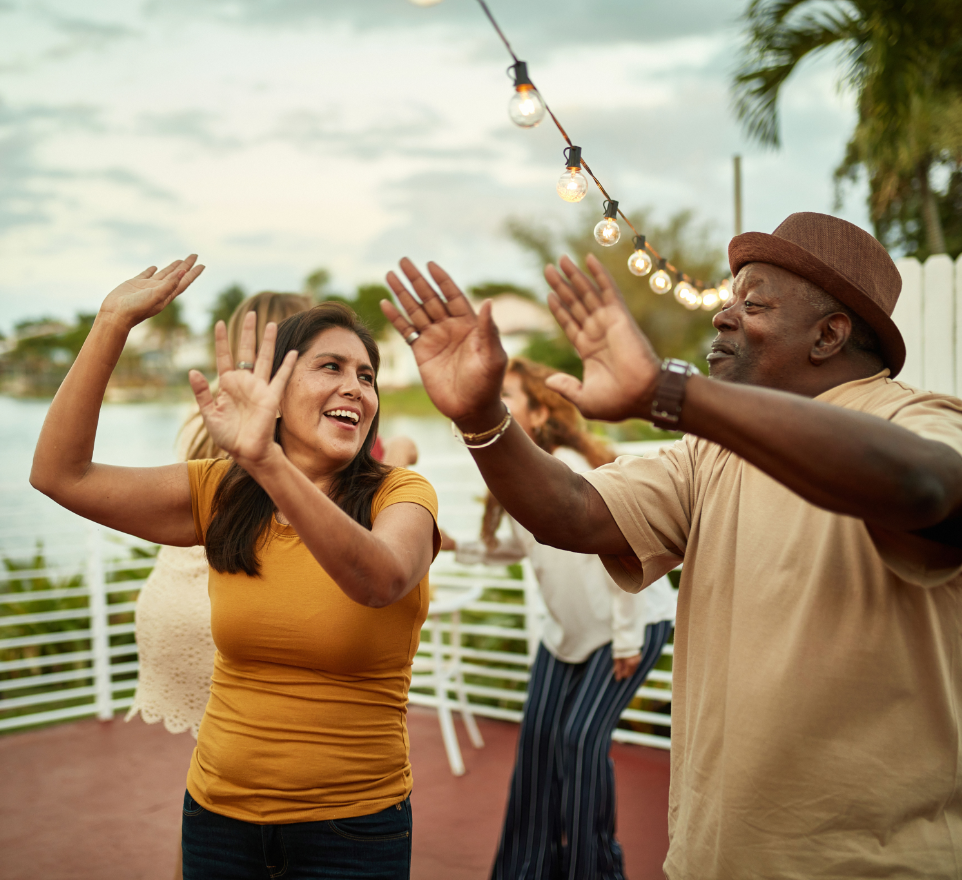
[
  {"xmin": 135, "ymin": 266, "xmax": 157, "ymax": 280},
  {"xmin": 559, "ymin": 255, "xmax": 605, "ymax": 316},
  {"xmin": 236, "ymin": 310, "xmax": 257, "ymax": 369},
  {"xmin": 385, "ymin": 270, "xmax": 431, "ymax": 331},
  {"xmin": 188, "ymin": 369, "xmax": 214, "ymax": 413},
  {"xmin": 546, "ymin": 290, "xmax": 585, "ymax": 352},
  {"xmin": 213, "ymin": 320, "xmax": 234, "ymax": 377},
  {"xmin": 584, "ymin": 253, "xmax": 626, "ymax": 306},
  {"xmin": 399, "ymin": 258, "xmax": 451, "ymax": 323},
  {"xmin": 268, "ymin": 350, "xmax": 299, "ymax": 399},
  {"xmin": 154, "ymin": 258, "xmax": 184, "ymax": 281},
  {"xmin": 380, "ymin": 298, "xmax": 418, "ymax": 342},
  {"xmin": 172, "ymin": 258, "xmax": 204, "ymax": 297},
  {"xmin": 475, "ymin": 299, "xmax": 503, "ymax": 357},
  {"xmin": 255, "ymin": 322, "xmax": 276, "ymax": 382},
  {"xmin": 426, "ymin": 262, "xmax": 475, "ymax": 318},
  {"xmin": 545, "ymin": 263, "xmax": 590, "ymax": 330}
]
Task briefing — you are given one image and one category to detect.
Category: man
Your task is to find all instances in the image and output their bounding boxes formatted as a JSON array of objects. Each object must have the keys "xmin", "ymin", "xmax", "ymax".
[{"xmin": 381, "ymin": 213, "xmax": 962, "ymax": 878}]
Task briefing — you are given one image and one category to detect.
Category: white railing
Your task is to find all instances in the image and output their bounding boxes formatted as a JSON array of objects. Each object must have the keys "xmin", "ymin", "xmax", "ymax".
[{"xmin": 0, "ymin": 521, "xmax": 673, "ymax": 748}]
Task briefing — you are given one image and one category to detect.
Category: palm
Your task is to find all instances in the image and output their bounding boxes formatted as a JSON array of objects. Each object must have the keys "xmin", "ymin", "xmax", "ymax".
[
  {"xmin": 200, "ymin": 372, "xmax": 284, "ymax": 463},
  {"xmin": 188, "ymin": 313, "xmax": 298, "ymax": 469}
]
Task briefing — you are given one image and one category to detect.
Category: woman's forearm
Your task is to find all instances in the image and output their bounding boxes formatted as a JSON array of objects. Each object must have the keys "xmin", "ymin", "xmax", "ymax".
[
  {"xmin": 30, "ymin": 312, "xmax": 130, "ymax": 498},
  {"xmin": 245, "ymin": 450, "xmax": 433, "ymax": 607}
]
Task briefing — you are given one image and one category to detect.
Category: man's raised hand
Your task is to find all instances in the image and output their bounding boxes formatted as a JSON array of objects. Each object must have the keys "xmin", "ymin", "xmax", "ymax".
[
  {"xmin": 381, "ymin": 259, "xmax": 508, "ymax": 429},
  {"xmin": 544, "ymin": 253, "xmax": 661, "ymax": 422}
]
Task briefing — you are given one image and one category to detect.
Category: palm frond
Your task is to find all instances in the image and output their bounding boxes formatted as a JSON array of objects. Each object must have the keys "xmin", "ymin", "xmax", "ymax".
[{"xmin": 731, "ymin": 0, "xmax": 863, "ymax": 147}]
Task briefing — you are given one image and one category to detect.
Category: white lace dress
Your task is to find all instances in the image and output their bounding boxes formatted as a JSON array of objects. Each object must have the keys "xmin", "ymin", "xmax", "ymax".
[{"xmin": 125, "ymin": 543, "xmax": 215, "ymax": 737}]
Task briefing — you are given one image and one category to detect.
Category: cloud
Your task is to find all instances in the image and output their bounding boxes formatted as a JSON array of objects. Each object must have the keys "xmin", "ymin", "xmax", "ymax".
[{"xmin": 138, "ymin": 110, "xmax": 243, "ymax": 151}]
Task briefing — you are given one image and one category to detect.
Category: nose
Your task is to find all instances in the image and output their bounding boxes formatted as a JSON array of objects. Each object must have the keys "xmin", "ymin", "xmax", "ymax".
[
  {"xmin": 339, "ymin": 368, "xmax": 363, "ymax": 398},
  {"xmin": 712, "ymin": 301, "xmax": 738, "ymax": 331}
]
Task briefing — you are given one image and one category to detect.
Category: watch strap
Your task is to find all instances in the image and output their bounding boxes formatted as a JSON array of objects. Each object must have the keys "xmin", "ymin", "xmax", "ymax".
[{"xmin": 650, "ymin": 359, "xmax": 698, "ymax": 429}]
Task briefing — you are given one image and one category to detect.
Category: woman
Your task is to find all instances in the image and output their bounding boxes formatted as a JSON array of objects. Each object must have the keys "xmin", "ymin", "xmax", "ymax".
[
  {"xmin": 128, "ymin": 290, "xmax": 311, "ymax": 741},
  {"xmin": 442, "ymin": 357, "xmax": 675, "ymax": 880},
  {"xmin": 126, "ymin": 290, "xmax": 310, "ymax": 880},
  {"xmin": 31, "ymin": 256, "xmax": 440, "ymax": 880}
]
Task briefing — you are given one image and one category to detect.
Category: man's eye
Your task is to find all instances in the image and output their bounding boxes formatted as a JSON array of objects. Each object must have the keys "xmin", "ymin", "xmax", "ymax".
[{"xmin": 322, "ymin": 362, "xmax": 339, "ymax": 371}]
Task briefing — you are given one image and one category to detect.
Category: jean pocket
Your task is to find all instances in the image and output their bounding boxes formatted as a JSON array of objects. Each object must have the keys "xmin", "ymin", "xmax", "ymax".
[
  {"xmin": 328, "ymin": 799, "xmax": 411, "ymax": 842},
  {"xmin": 182, "ymin": 789, "xmax": 205, "ymax": 817}
]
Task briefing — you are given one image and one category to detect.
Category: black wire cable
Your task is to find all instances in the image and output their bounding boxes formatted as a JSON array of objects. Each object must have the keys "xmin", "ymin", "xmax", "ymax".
[{"xmin": 473, "ymin": 0, "xmax": 716, "ymax": 289}]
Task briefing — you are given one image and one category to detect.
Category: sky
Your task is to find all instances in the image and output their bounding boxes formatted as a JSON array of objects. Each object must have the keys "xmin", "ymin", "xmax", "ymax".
[{"xmin": 0, "ymin": 0, "xmax": 870, "ymax": 335}]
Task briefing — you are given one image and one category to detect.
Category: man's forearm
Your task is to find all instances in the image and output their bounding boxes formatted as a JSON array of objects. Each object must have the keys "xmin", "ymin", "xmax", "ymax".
[{"xmin": 681, "ymin": 375, "xmax": 962, "ymax": 531}]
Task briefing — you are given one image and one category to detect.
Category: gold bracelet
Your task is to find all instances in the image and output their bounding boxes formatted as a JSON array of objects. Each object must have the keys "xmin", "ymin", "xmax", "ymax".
[{"xmin": 451, "ymin": 407, "xmax": 513, "ymax": 449}]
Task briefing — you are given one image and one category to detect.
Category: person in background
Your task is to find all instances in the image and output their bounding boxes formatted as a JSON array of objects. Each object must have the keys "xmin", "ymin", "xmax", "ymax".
[
  {"xmin": 32, "ymin": 256, "xmax": 440, "ymax": 880},
  {"xmin": 441, "ymin": 357, "xmax": 676, "ymax": 880},
  {"xmin": 126, "ymin": 290, "xmax": 310, "ymax": 880}
]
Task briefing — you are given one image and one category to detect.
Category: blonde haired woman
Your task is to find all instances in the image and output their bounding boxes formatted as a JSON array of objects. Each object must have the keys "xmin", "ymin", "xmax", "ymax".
[{"xmin": 443, "ymin": 358, "xmax": 676, "ymax": 880}]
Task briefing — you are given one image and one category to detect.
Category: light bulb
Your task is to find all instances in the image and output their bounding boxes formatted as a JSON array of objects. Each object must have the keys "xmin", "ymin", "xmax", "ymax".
[
  {"xmin": 700, "ymin": 288, "xmax": 720, "ymax": 310},
  {"xmin": 628, "ymin": 249, "xmax": 652, "ymax": 276},
  {"xmin": 650, "ymin": 268, "xmax": 672, "ymax": 294},
  {"xmin": 593, "ymin": 218, "xmax": 621, "ymax": 246},
  {"xmin": 717, "ymin": 279, "xmax": 733, "ymax": 302},
  {"xmin": 508, "ymin": 85, "xmax": 546, "ymax": 128},
  {"xmin": 593, "ymin": 199, "xmax": 621, "ymax": 246},
  {"xmin": 557, "ymin": 168, "xmax": 588, "ymax": 202},
  {"xmin": 674, "ymin": 280, "xmax": 702, "ymax": 310}
]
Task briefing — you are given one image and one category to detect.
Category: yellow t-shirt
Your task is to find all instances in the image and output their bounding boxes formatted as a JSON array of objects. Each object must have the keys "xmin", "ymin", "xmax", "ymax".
[
  {"xmin": 185, "ymin": 459, "xmax": 439, "ymax": 824},
  {"xmin": 583, "ymin": 372, "xmax": 962, "ymax": 880}
]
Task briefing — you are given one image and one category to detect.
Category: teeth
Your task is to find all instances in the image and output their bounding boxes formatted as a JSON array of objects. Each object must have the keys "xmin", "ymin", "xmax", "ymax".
[{"xmin": 326, "ymin": 409, "xmax": 359, "ymax": 423}]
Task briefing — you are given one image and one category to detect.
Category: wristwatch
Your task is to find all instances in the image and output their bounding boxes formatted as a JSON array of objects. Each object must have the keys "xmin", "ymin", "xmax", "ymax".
[{"xmin": 650, "ymin": 359, "xmax": 698, "ymax": 429}]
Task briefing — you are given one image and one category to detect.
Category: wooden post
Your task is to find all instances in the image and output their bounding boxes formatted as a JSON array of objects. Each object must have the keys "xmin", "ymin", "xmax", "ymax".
[{"xmin": 733, "ymin": 155, "xmax": 743, "ymax": 237}]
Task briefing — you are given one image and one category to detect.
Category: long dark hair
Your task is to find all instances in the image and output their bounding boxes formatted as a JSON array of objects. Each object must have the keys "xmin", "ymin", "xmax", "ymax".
[{"xmin": 205, "ymin": 302, "xmax": 390, "ymax": 576}]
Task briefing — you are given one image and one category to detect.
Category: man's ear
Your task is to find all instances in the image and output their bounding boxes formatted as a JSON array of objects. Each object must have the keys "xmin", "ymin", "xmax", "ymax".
[{"xmin": 810, "ymin": 313, "xmax": 851, "ymax": 366}]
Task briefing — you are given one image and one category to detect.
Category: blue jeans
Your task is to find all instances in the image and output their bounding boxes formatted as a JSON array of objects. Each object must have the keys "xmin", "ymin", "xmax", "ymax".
[{"xmin": 181, "ymin": 790, "xmax": 412, "ymax": 879}]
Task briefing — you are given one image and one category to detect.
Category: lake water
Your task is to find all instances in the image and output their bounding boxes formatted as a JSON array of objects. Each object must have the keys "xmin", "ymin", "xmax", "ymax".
[{"xmin": 0, "ymin": 396, "xmax": 488, "ymax": 565}]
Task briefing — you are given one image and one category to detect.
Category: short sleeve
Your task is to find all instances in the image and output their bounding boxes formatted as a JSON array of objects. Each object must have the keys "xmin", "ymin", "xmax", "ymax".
[
  {"xmin": 889, "ymin": 394, "xmax": 962, "ymax": 460},
  {"xmin": 582, "ymin": 439, "xmax": 694, "ymax": 593},
  {"xmin": 187, "ymin": 459, "xmax": 232, "ymax": 546},
  {"xmin": 372, "ymin": 468, "xmax": 442, "ymax": 560}
]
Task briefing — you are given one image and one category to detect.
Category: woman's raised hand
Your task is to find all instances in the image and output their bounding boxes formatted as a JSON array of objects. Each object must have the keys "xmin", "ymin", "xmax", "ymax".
[
  {"xmin": 543, "ymin": 254, "xmax": 662, "ymax": 422},
  {"xmin": 188, "ymin": 312, "xmax": 298, "ymax": 469},
  {"xmin": 99, "ymin": 256, "xmax": 205, "ymax": 330},
  {"xmin": 381, "ymin": 259, "xmax": 508, "ymax": 427}
]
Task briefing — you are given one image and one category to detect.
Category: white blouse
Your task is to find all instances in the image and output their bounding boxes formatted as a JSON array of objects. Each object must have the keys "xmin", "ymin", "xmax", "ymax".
[{"xmin": 454, "ymin": 447, "xmax": 676, "ymax": 663}]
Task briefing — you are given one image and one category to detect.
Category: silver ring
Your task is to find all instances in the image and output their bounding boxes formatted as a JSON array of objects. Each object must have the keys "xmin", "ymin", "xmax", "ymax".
[
  {"xmin": 236, "ymin": 361, "xmax": 255, "ymax": 370},
  {"xmin": 404, "ymin": 330, "xmax": 420, "ymax": 346}
]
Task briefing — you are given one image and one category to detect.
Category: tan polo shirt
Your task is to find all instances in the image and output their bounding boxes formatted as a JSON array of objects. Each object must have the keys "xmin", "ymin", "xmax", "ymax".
[{"xmin": 583, "ymin": 372, "xmax": 962, "ymax": 879}]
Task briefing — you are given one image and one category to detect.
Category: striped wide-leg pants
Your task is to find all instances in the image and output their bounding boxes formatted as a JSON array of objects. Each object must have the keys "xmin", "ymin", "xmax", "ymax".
[{"xmin": 491, "ymin": 620, "xmax": 672, "ymax": 880}]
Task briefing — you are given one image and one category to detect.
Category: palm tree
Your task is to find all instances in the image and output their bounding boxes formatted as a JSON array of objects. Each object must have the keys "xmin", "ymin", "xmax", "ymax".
[{"xmin": 732, "ymin": 0, "xmax": 962, "ymax": 257}]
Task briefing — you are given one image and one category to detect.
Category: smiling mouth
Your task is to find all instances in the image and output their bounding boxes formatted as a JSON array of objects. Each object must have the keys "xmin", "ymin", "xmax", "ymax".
[
  {"xmin": 324, "ymin": 409, "xmax": 360, "ymax": 427},
  {"xmin": 707, "ymin": 341, "xmax": 738, "ymax": 360}
]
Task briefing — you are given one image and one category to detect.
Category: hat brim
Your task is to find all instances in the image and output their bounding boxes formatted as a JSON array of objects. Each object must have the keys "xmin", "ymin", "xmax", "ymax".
[{"xmin": 729, "ymin": 232, "xmax": 905, "ymax": 377}]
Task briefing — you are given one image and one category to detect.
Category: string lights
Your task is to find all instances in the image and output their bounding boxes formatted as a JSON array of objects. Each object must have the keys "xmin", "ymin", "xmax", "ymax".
[{"xmin": 412, "ymin": 0, "xmax": 734, "ymax": 310}]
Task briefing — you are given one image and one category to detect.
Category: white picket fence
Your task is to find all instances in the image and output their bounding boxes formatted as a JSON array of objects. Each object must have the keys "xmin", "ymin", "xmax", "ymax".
[
  {"xmin": 0, "ymin": 521, "xmax": 673, "ymax": 748},
  {"xmin": 893, "ymin": 254, "xmax": 962, "ymax": 396}
]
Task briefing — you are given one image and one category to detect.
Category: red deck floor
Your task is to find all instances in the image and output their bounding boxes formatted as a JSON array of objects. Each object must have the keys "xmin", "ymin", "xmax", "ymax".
[{"xmin": 0, "ymin": 707, "xmax": 669, "ymax": 879}]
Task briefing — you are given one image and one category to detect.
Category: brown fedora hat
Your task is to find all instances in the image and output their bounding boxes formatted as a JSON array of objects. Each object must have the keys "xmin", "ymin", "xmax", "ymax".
[{"xmin": 728, "ymin": 212, "xmax": 905, "ymax": 376}]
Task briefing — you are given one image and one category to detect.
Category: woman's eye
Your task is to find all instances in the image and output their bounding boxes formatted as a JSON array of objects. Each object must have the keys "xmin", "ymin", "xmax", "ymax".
[{"xmin": 360, "ymin": 374, "xmax": 374, "ymax": 384}]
